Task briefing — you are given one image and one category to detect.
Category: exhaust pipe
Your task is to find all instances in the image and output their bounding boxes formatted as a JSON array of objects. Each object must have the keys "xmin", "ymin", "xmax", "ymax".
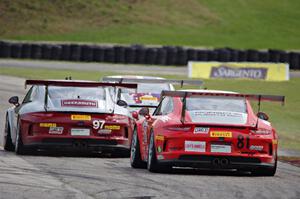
[
  {"xmin": 212, "ymin": 158, "xmax": 221, "ymax": 166},
  {"xmin": 221, "ymin": 158, "xmax": 229, "ymax": 166}
]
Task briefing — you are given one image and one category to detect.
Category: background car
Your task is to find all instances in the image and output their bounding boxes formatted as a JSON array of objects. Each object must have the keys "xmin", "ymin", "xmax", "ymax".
[
  {"xmin": 102, "ymin": 75, "xmax": 203, "ymax": 115},
  {"xmin": 3, "ymin": 79, "xmax": 137, "ymax": 155},
  {"xmin": 130, "ymin": 89, "xmax": 284, "ymax": 176}
]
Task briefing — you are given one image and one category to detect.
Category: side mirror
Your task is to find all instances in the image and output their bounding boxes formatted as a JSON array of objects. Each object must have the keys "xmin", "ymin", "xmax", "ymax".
[
  {"xmin": 257, "ymin": 112, "xmax": 269, "ymax": 121},
  {"xmin": 139, "ymin": 107, "xmax": 150, "ymax": 117},
  {"xmin": 132, "ymin": 111, "xmax": 139, "ymax": 120},
  {"xmin": 117, "ymin": 99, "xmax": 128, "ymax": 107},
  {"xmin": 9, "ymin": 96, "xmax": 19, "ymax": 106}
]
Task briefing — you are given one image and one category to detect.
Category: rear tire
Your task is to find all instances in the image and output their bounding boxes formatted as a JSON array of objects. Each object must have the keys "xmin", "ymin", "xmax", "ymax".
[
  {"xmin": 130, "ymin": 128, "xmax": 146, "ymax": 168},
  {"xmin": 147, "ymin": 131, "xmax": 171, "ymax": 173},
  {"xmin": 4, "ymin": 115, "xmax": 14, "ymax": 151},
  {"xmin": 15, "ymin": 124, "xmax": 28, "ymax": 155}
]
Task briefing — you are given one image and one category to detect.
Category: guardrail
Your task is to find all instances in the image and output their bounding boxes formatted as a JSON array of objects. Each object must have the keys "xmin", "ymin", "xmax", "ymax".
[{"xmin": 0, "ymin": 41, "xmax": 299, "ymax": 70}]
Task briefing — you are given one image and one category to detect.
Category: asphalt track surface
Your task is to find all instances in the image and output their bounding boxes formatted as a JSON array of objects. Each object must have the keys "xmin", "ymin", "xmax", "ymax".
[{"xmin": 0, "ymin": 75, "xmax": 300, "ymax": 199}]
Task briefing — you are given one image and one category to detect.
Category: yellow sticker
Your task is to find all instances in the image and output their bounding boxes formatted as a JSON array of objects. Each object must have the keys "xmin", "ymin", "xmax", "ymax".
[
  {"xmin": 210, "ymin": 131, "xmax": 232, "ymax": 138},
  {"xmin": 272, "ymin": 140, "xmax": 278, "ymax": 145},
  {"xmin": 104, "ymin": 125, "xmax": 121, "ymax": 130},
  {"xmin": 140, "ymin": 96, "xmax": 157, "ymax": 101},
  {"xmin": 155, "ymin": 135, "xmax": 164, "ymax": 141},
  {"xmin": 71, "ymin": 115, "xmax": 91, "ymax": 121},
  {"xmin": 40, "ymin": 123, "xmax": 56, "ymax": 128}
]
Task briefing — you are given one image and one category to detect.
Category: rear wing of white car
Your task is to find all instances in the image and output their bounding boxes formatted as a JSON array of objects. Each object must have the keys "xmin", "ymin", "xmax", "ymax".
[
  {"xmin": 102, "ymin": 77, "xmax": 203, "ymax": 87},
  {"xmin": 25, "ymin": 79, "xmax": 138, "ymax": 112},
  {"xmin": 160, "ymin": 90, "xmax": 285, "ymax": 124}
]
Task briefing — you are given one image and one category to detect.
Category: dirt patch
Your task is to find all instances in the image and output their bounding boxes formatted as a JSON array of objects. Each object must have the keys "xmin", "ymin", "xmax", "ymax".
[{"xmin": 279, "ymin": 156, "xmax": 300, "ymax": 167}]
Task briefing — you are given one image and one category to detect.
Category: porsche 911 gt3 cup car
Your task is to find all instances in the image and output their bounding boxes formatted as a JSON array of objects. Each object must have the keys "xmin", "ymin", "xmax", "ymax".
[
  {"xmin": 102, "ymin": 75, "xmax": 203, "ymax": 115},
  {"xmin": 130, "ymin": 90, "xmax": 284, "ymax": 176},
  {"xmin": 3, "ymin": 79, "xmax": 137, "ymax": 155}
]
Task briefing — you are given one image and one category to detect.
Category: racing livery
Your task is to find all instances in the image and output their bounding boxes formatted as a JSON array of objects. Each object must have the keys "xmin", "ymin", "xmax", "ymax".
[
  {"xmin": 3, "ymin": 79, "xmax": 137, "ymax": 155},
  {"xmin": 130, "ymin": 90, "xmax": 284, "ymax": 176}
]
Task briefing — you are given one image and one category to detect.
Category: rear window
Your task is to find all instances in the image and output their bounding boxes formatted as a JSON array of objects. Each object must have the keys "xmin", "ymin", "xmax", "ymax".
[
  {"xmin": 48, "ymin": 86, "xmax": 105, "ymax": 100},
  {"xmin": 120, "ymin": 83, "xmax": 170, "ymax": 94},
  {"xmin": 186, "ymin": 96, "xmax": 247, "ymax": 113}
]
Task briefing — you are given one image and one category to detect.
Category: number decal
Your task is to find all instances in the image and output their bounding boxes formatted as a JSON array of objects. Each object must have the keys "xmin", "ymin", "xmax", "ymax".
[
  {"xmin": 237, "ymin": 135, "xmax": 250, "ymax": 149},
  {"xmin": 93, "ymin": 120, "xmax": 105, "ymax": 130}
]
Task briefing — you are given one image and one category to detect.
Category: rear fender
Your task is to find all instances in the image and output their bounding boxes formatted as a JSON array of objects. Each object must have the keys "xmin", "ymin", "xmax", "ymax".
[{"xmin": 6, "ymin": 108, "xmax": 16, "ymax": 143}]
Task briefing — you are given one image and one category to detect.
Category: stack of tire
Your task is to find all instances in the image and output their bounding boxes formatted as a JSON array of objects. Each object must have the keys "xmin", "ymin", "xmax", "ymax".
[{"xmin": 0, "ymin": 41, "xmax": 299, "ymax": 70}]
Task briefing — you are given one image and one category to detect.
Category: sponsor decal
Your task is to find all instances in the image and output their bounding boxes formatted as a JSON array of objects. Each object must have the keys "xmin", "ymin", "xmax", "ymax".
[
  {"xmin": 210, "ymin": 66, "xmax": 268, "ymax": 80},
  {"xmin": 157, "ymin": 155, "xmax": 164, "ymax": 160},
  {"xmin": 155, "ymin": 135, "xmax": 164, "ymax": 141},
  {"xmin": 249, "ymin": 145, "xmax": 264, "ymax": 151},
  {"xmin": 49, "ymin": 127, "xmax": 63, "ymax": 134},
  {"xmin": 71, "ymin": 115, "xmax": 91, "ymax": 121},
  {"xmin": 61, "ymin": 99, "xmax": 98, "ymax": 108},
  {"xmin": 194, "ymin": 127, "xmax": 209, "ymax": 134},
  {"xmin": 157, "ymin": 146, "xmax": 162, "ymax": 153},
  {"xmin": 40, "ymin": 123, "xmax": 56, "ymax": 128},
  {"xmin": 160, "ymin": 115, "xmax": 171, "ymax": 123},
  {"xmin": 97, "ymin": 129, "xmax": 111, "ymax": 134},
  {"xmin": 104, "ymin": 125, "xmax": 121, "ymax": 130},
  {"xmin": 211, "ymin": 144, "xmax": 231, "ymax": 153},
  {"xmin": 71, "ymin": 128, "xmax": 90, "ymax": 136},
  {"xmin": 195, "ymin": 111, "xmax": 242, "ymax": 118},
  {"xmin": 188, "ymin": 61, "xmax": 289, "ymax": 81},
  {"xmin": 210, "ymin": 131, "xmax": 232, "ymax": 138},
  {"xmin": 185, "ymin": 141, "xmax": 206, "ymax": 152}
]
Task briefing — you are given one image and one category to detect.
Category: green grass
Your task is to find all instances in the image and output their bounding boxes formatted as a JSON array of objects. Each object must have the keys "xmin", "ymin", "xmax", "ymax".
[
  {"xmin": 0, "ymin": 66, "xmax": 299, "ymax": 151},
  {"xmin": 1, "ymin": 0, "xmax": 300, "ymax": 49}
]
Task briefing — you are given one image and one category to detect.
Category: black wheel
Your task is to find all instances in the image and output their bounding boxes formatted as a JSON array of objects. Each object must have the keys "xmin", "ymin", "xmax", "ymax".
[
  {"xmin": 251, "ymin": 158, "xmax": 277, "ymax": 176},
  {"xmin": 15, "ymin": 124, "xmax": 28, "ymax": 155},
  {"xmin": 4, "ymin": 115, "xmax": 14, "ymax": 151},
  {"xmin": 147, "ymin": 131, "xmax": 171, "ymax": 173},
  {"xmin": 130, "ymin": 128, "xmax": 146, "ymax": 168}
]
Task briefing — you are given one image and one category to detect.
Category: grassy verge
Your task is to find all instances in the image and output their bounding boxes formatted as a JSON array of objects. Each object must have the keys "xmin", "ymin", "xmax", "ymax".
[
  {"xmin": 1, "ymin": 0, "xmax": 299, "ymax": 49},
  {"xmin": 0, "ymin": 66, "xmax": 299, "ymax": 151}
]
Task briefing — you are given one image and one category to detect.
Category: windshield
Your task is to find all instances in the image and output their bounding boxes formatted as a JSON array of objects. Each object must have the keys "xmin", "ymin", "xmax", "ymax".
[
  {"xmin": 186, "ymin": 96, "xmax": 247, "ymax": 125},
  {"xmin": 186, "ymin": 96, "xmax": 246, "ymax": 113}
]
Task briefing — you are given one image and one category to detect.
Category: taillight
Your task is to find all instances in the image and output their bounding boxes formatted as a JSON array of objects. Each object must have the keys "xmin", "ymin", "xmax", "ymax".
[{"xmin": 251, "ymin": 129, "xmax": 272, "ymax": 135}]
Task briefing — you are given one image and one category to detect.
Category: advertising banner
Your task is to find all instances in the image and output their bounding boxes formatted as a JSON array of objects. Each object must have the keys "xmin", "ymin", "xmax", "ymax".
[{"xmin": 188, "ymin": 62, "xmax": 289, "ymax": 81}]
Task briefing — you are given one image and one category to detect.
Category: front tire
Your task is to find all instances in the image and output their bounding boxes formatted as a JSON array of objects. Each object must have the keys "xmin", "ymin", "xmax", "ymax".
[
  {"xmin": 4, "ymin": 115, "xmax": 14, "ymax": 151},
  {"xmin": 130, "ymin": 128, "xmax": 146, "ymax": 168}
]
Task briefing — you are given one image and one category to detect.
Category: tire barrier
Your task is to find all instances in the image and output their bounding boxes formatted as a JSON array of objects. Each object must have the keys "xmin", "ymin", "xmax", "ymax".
[{"xmin": 0, "ymin": 40, "xmax": 299, "ymax": 69}]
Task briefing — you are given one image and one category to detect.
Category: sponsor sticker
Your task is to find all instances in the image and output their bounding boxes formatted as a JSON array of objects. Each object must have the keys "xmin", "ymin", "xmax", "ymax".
[
  {"xmin": 155, "ymin": 135, "xmax": 164, "ymax": 141},
  {"xmin": 211, "ymin": 144, "xmax": 231, "ymax": 153},
  {"xmin": 272, "ymin": 140, "xmax": 278, "ymax": 145},
  {"xmin": 157, "ymin": 146, "xmax": 162, "ymax": 153},
  {"xmin": 71, "ymin": 115, "xmax": 91, "ymax": 121},
  {"xmin": 71, "ymin": 128, "xmax": 90, "ymax": 136},
  {"xmin": 49, "ymin": 127, "xmax": 63, "ymax": 134},
  {"xmin": 40, "ymin": 123, "xmax": 56, "ymax": 128},
  {"xmin": 157, "ymin": 155, "xmax": 164, "ymax": 160},
  {"xmin": 249, "ymin": 145, "xmax": 264, "ymax": 151},
  {"xmin": 97, "ymin": 129, "xmax": 111, "ymax": 134},
  {"xmin": 194, "ymin": 127, "xmax": 209, "ymax": 134},
  {"xmin": 210, "ymin": 131, "xmax": 232, "ymax": 138},
  {"xmin": 61, "ymin": 99, "xmax": 98, "ymax": 108},
  {"xmin": 104, "ymin": 125, "xmax": 121, "ymax": 130},
  {"xmin": 185, "ymin": 141, "xmax": 206, "ymax": 152},
  {"xmin": 140, "ymin": 96, "xmax": 158, "ymax": 101}
]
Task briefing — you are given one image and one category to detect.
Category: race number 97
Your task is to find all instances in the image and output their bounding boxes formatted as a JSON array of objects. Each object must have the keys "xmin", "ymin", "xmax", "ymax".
[{"xmin": 93, "ymin": 120, "xmax": 105, "ymax": 130}]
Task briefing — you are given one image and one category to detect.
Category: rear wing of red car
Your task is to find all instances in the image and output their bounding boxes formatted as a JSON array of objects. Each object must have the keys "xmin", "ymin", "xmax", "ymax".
[
  {"xmin": 102, "ymin": 77, "xmax": 203, "ymax": 87},
  {"xmin": 25, "ymin": 79, "xmax": 137, "ymax": 89},
  {"xmin": 161, "ymin": 90, "xmax": 285, "ymax": 124}
]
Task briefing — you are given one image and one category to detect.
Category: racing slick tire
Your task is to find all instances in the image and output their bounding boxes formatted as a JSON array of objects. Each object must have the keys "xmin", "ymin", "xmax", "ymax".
[
  {"xmin": 15, "ymin": 124, "xmax": 30, "ymax": 155},
  {"xmin": 4, "ymin": 115, "xmax": 14, "ymax": 151},
  {"xmin": 251, "ymin": 158, "xmax": 277, "ymax": 176},
  {"xmin": 130, "ymin": 128, "xmax": 146, "ymax": 168},
  {"xmin": 147, "ymin": 131, "xmax": 171, "ymax": 173}
]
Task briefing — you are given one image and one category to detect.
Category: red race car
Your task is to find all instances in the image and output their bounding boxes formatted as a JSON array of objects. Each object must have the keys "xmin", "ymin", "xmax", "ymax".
[
  {"xmin": 130, "ymin": 90, "xmax": 284, "ymax": 176},
  {"xmin": 3, "ymin": 79, "xmax": 137, "ymax": 155}
]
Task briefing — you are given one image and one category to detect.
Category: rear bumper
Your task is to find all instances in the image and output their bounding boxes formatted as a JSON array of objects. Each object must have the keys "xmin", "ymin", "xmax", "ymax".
[
  {"xmin": 24, "ymin": 138, "xmax": 130, "ymax": 152},
  {"xmin": 157, "ymin": 154, "xmax": 275, "ymax": 170}
]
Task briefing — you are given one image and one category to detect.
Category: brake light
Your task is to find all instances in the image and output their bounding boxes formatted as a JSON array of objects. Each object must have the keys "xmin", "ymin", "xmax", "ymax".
[{"xmin": 251, "ymin": 129, "xmax": 272, "ymax": 135}]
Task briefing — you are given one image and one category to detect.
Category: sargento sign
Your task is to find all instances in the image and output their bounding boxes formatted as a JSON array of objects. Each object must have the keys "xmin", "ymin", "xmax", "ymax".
[
  {"xmin": 61, "ymin": 99, "xmax": 98, "ymax": 108},
  {"xmin": 188, "ymin": 62, "xmax": 289, "ymax": 81},
  {"xmin": 210, "ymin": 66, "xmax": 268, "ymax": 79}
]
